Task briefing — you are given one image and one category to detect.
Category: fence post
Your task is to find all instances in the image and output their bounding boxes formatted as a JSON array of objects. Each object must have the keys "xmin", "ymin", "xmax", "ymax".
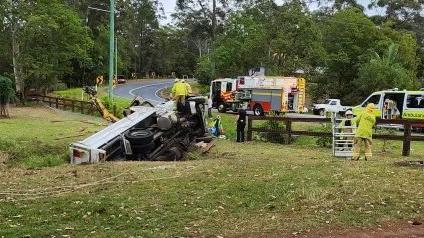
[
  {"xmin": 247, "ymin": 117, "xmax": 253, "ymax": 141},
  {"xmin": 71, "ymin": 100, "xmax": 75, "ymax": 112},
  {"xmin": 81, "ymin": 101, "xmax": 84, "ymax": 114},
  {"xmin": 55, "ymin": 98, "xmax": 59, "ymax": 109},
  {"xmin": 49, "ymin": 98, "xmax": 52, "ymax": 107},
  {"xmin": 402, "ymin": 122, "xmax": 411, "ymax": 156},
  {"xmin": 285, "ymin": 120, "xmax": 292, "ymax": 145},
  {"xmin": 113, "ymin": 104, "xmax": 117, "ymax": 117}
]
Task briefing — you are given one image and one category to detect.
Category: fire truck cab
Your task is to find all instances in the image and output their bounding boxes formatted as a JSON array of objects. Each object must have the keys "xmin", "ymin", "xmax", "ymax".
[{"xmin": 210, "ymin": 76, "xmax": 306, "ymax": 116}]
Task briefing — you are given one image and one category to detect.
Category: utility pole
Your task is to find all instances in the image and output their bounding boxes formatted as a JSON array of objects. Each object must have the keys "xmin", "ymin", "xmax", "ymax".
[
  {"xmin": 115, "ymin": 37, "xmax": 118, "ymax": 81},
  {"xmin": 108, "ymin": 0, "xmax": 115, "ymax": 100}
]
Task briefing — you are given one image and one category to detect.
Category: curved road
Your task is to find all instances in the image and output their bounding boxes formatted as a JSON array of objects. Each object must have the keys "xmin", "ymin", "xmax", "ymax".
[{"xmin": 113, "ymin": 79, "xmax": 174, "ymax": 105}]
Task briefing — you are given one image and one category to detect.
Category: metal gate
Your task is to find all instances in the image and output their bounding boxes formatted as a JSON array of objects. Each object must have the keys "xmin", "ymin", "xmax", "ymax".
[{"xmin": 332, "ymin": 113, "xmax": 356, "ymax": 158}]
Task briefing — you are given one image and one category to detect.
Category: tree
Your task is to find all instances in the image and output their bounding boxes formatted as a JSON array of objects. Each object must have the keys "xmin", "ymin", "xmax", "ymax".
[
  {"xmin": 203, "ymin": 0, "xmax": 325, "ymax": 82},
  {"xmin": 0, "ymin": 0, "xmax": 92, "ymax": 94},
  {"xmin": 368, "ymin": 0, "xmax": 424, "ymax": 81},
  {"xmin": 357, "ymin": 43, "xmax": 417, "ymax": 95},
  {"xmin": 369, "ymin": 0, "xmax": 424, "ymax": 21},
  {"xmin": 175, "ymin": 0, "xmax": 232, "ymax": 42},
  {"xmin": 173, "ymin": 0, "xmax": 238, "ymax": 61},
  {"xmin": 319, "ymin": 7, "xmax": 384, "ymax": 104},
  {"xmin": 20, "ymin": 0, "xmax": 93, "ymax": 93},
  {"xmin": 0, "ymin": 0, "xmax": 33, "ymax": 97},
  {"xmin": 117, "ymin": 0, "xmax": 163, "ymax": 77},
  {"xmin": 0, "ymin": 76, "xmax": 15, "ymax": 118}
]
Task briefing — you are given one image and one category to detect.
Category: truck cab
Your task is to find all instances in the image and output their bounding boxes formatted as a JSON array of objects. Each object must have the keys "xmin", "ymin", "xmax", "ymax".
[
  {"xmin": 313, "ymin": 99, "xmax": 349, "ymax": 116},
  {"xmin": 210, "ymin": 78, "xmax": 237, "ymax": 112}
]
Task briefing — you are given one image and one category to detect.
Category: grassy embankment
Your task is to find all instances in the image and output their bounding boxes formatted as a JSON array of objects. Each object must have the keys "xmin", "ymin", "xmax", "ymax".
[
  {"xmin": 0, "ymin": 107, "xmax": 105, "ymax": 168},
  {"xmin": 1, "ymin": 106, "xmax": 424, "ymax": 237}
]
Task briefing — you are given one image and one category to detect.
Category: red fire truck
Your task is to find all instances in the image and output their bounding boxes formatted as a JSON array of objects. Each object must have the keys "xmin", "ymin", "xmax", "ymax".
[{"xmin": 210, "ymin": 76, "xmax": 306, "ymax": 116}]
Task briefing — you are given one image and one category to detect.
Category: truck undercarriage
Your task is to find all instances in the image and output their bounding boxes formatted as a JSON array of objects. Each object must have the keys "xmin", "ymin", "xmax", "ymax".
[{"xmin": 70, "ymin": 97, "xmax": 208, "ymax": 164}]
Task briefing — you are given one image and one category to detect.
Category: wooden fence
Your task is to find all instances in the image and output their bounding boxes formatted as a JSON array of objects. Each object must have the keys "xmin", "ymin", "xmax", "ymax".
[
  {"xmin": 247, "ymin": 116, "xmax": 424, "ymax": 156},
  {"xmin": 28, "ymin": 95, "xmax": 100, "ymax": 116}
]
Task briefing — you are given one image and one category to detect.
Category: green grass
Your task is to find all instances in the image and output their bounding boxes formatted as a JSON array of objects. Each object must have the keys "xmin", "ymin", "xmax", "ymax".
[
  {"xmin": 0, "ymin": 107, "xmax": 104, "ymax": 168},
  {"xmin": 1, "ymin": 139, "xmax": 423, "ymax": 237},
  {"xmin": 2, "ymin": 107, "xmax": 424, "ymax": 237}
]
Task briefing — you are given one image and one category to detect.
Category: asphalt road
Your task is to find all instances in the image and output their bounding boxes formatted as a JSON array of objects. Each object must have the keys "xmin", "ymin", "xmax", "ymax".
[
  {"xmin": 113, "ymin": 79, "xmax": 323, "ymax": 118},
  {"xmin": 113, "ymin": 79, "xmax": 174, "ymax": 105}
]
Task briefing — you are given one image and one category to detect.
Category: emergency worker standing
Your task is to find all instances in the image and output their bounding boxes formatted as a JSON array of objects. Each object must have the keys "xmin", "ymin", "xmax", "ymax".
[
  {"xmin": 352, "ymin": 103, "xmax": 377, "ymax": 161},
  {"xmin": 236, "ymin": 108, "xmax": 247, "ymax": 142},
  {"xmin": 207, "ymin": 96, "xmax": 213, "ymax": 118},
  {"xmin": 182, "ymin": 79, "xmax": 192, "ymax": 96},
  {"xmin": 171, "ymin": 79, "xmax": 187, "ymax": 109}
]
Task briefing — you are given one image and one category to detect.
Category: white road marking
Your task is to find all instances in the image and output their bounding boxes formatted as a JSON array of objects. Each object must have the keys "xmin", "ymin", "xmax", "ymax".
[{"xmin": 128, "ymin": 82, "xmax": 172, "ymax": 103}]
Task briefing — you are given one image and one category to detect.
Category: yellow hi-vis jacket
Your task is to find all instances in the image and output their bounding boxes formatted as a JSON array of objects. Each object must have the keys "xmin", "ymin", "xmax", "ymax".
[
  {"xmin": 184, "ymin": 82, "xmax": 192, "ymax": 95},
  {"xmin": 172, "ymin": 82, "xmax": 187, "ymax": 96},
  {"xmin": 354, "ymin": 110, "xmax": 376, "ymax": 139}
]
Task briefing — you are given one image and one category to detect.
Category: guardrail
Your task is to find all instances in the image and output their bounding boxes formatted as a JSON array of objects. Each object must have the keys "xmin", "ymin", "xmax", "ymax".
[
  {"xmin": 28, "ymin": 95, "xmax": 99, "ymax": 116},
  {"xmin": 247, "ymin": 116, "xmax": 424, "ymax": 156}
]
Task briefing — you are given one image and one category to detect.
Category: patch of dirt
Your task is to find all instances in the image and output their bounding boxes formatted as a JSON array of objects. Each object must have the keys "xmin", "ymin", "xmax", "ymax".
[
  {"xmin": 301, "ymin": 222, "xmax": 424, "ymax": 238},
  {"xmin": 0, "ymin": 151, "xmax": 9, "ymax": 166},
  {"xmin": 260, "ymin": 221, "xmax": 424, "ymax": 238}
]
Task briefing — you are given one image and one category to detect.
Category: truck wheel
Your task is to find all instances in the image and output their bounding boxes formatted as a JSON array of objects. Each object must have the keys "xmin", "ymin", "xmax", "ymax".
[
  {"xmin": 319, "ymin": 109, "xmax": 325, "ymax": 117},
  {"xmin": 125, "ymin": 129, "xmax": 154, "ymax": 145},
  {"xmin": 253, "ymin": 104, "xmax": 264, "ymax": 116},
  {"xmin": 168, "ymin": 147, "xmax": 183, "ymax": 161},
  {"xmin": 218, "ymin": 103, "xmax": 227, "ymax": 113}
]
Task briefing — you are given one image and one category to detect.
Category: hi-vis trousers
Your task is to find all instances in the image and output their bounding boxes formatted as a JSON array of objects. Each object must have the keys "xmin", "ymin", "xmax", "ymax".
[{"xmin": 352, "ymin": 137, "xmax": 372, "ymax": 160}]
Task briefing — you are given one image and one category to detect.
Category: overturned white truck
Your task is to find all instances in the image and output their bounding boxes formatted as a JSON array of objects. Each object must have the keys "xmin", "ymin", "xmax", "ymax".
[{"xmin": 69, "ymin": 97, "xmax": 208, "ymax": 164}]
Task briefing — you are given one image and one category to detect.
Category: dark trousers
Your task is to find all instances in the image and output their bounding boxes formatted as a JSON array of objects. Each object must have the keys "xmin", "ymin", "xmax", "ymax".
[{"xmin": 237, "ymin": 122, "xmax": 245, "ymax": 142}]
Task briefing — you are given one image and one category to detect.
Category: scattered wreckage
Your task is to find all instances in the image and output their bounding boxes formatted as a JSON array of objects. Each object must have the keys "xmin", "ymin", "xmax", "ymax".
[{"xmin": 69, "ymin": 93, "xmax": 211, "ymax": 164}]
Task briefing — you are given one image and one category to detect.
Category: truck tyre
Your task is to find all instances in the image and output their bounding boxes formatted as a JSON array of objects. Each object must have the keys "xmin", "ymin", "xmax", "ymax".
[
  {"xmin": 125, "ymin": 129, "xmax": 154, "ymax": 145},
  {"xmin": 168, "ymin": 147, "xmax": 183, "ymax": 161},
  {"xmin": 218, "ymin": 103, "xmax": 227, "ymax": 113},
  {"xmin": 319, "ymin": 109, "xmax": 325, "ymax": 117},
  {"xmin": 253, "ymin": 104, "xmax": 264, "ymax": 116}
]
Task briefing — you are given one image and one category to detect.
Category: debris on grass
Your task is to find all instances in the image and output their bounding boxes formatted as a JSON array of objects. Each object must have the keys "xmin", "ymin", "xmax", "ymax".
[{"xmin": 395, "ymin": 161, "xmax": 424, "ymax": 168}]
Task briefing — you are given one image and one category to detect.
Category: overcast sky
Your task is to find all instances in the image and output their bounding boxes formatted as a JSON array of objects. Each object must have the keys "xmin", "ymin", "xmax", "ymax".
[{"xmin": 158, "ymin": 0, "xmax": 385, "ymax": 25}]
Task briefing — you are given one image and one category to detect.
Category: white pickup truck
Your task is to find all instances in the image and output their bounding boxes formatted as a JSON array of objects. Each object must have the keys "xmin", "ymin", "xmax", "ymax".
[{"xmin": 313, "ymin": 99, "xmax": 350, "ymax": 116}]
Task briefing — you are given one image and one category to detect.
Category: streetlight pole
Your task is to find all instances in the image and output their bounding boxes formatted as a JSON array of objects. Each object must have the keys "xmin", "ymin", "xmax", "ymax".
[{"xmin": 108, "ymin": 0, "xmax": 115, "ymax": 100}]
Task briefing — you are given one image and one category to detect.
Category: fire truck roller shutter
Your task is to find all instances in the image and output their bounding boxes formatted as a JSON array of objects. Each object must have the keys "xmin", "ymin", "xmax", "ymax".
[
  {"xmin": 251, "ymin": 89, "xmax": 275, "ymax": 112},
  {"xmin": 270, "ymin": 89, "xmax": 282, "ymax": 111}
]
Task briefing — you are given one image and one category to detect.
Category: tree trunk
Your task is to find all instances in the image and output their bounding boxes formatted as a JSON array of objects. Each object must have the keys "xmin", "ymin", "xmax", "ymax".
[
  {"xmin": 0, "ymin": 103, "xmax": 9, "ymax": 118},
  {"xmin": 194, "ymin": 39, "xmax": 203, "ymax": 58},
  {"xmin": 12, "ymin": 27, "xmax": 23, "ymax": 94},
  {"xmin": 211, "ymin": 0, "xmax": 216, "ymax": 42}
]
